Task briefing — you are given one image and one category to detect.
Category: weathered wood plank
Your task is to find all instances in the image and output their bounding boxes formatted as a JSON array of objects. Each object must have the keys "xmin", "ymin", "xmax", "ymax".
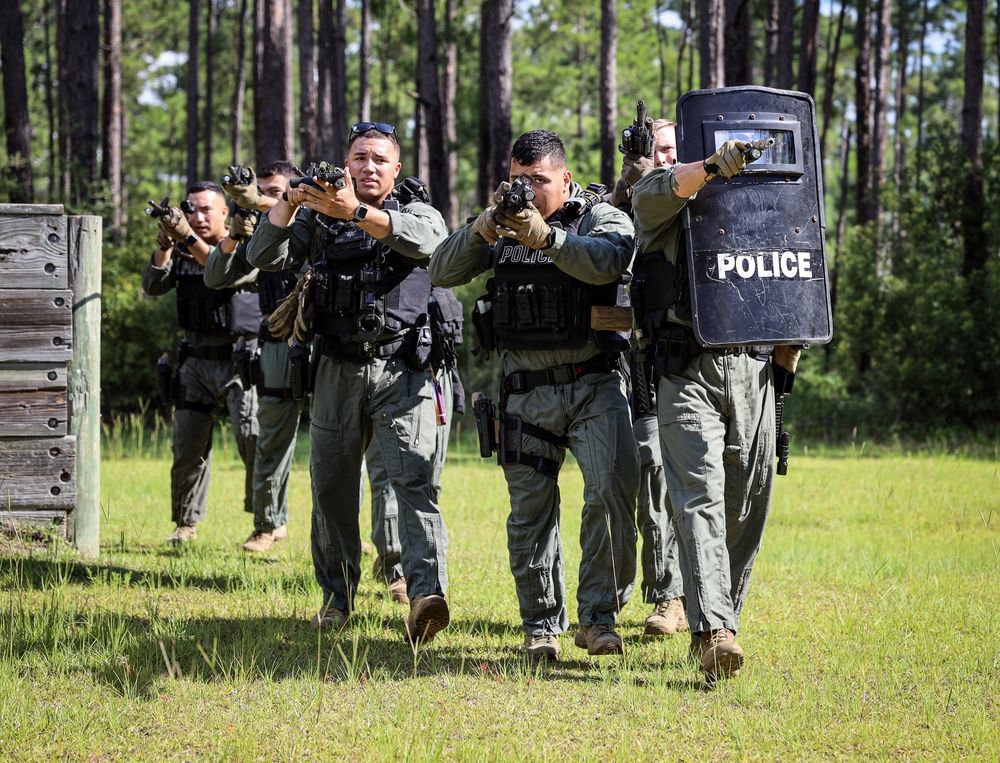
[
  {"xmin": 1, "ymin": 512, "xmax": 69, "ymax": 539},
  {"xmin": 0, "ymin": 215, "xmax": 68, "ymax": 288},
  {"xmin": 0, "ymin": 204, "xmax": 64, "ymax": 216},
  {"xmin": 0, "ymin": 289, "xmax": 73, "ymax": 363},
  {"xmin": 0, "ymin": 391, "xmax": 67, "ymax": 436},
  {"xmin": 0, "ymin": 436, "xmax": 75, "ymax": 510},
  {"xmin": 0, "ymin": 363, "xmax": 67, "ymax": 392}
]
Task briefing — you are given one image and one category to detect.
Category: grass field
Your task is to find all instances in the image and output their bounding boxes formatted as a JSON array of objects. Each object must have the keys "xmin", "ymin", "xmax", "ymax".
[{"xmin": 1, "ymin": 425, "xmax": 998, "ymax": 761}]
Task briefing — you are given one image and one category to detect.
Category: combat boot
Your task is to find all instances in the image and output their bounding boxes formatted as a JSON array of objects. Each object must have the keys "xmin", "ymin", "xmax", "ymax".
[
  {"xmin": 574, "ymin": 623, "xmax": 624, "ymax": 655},
  {"xmin": 406, "ymin": 595, "xmax": 450, "ymax": 644},
  {"xmin": 166, "ymin": 524, "xmax": 197, "ymax": 545},
  {"xmin": 700, "ymin": 629, "xmax": 744, "ymax": 682},
  {"xmin": 311, "ymin": 603, "xmax": 348, "ymax": 631},
  {"xmin": 524, "ymin": 634, "xmax": 560, "ymax": 661},
  {"xmin": 644, "ymin": 598, "xmax": 688, "ymax": 636},
  {"xmin": 242, "ymin": 524, "xmax": 288, "ymax": 553},
  {"xmin": 387, "ymin": 576, "xmax": 409, "ymax": 604}
]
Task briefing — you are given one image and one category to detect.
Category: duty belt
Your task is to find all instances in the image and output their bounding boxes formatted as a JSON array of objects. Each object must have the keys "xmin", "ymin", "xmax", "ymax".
[
  {"xmin": 704, "ymin": 345, "xmax": 772, "ymax": 359},
  {"xmin": 503, "ymin": 354, "xmax": 613, "ymax": 395},
  {"xmin": 315, "ymin": 334, "xmax": 408, "ymax": 362},
  {"xmin": 182, "ymin": 343, "xmax": 235, "ymax": 361}
]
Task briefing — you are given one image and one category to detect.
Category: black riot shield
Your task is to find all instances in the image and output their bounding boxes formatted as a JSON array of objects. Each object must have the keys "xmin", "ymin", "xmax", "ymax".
[{"xmin": 677, "ymin": 86, "xmax": 832, "ymax": 347}]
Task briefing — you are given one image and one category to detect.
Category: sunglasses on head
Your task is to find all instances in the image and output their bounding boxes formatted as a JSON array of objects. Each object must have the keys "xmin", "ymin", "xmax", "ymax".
[{"xmin": 350, "ymin": 122, "xmax": 396, "ymax": 138}]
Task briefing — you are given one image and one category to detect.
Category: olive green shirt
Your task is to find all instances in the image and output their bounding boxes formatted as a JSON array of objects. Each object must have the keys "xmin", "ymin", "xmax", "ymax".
[{"xmin": 428, "ymin": 182, "xmax": 635, "ymax": 373}]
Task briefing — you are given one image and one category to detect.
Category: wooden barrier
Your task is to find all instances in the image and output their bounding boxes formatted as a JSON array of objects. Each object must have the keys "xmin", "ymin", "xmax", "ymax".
[{"xmin": 0, "ymin": 204, "xmax": 101, "ymax": 557}]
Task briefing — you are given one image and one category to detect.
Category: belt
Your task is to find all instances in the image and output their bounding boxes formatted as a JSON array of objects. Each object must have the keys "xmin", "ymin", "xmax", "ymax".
[
  {"xmin": 704, "ymin": 345, "xmax": 772, "ymax": 359},
  {"xmin": 315, "ymin": 334, "xmax": 407, "ymax": 362},
  {"xmin": 503, "ymin": 354, "xmax": 613, "ymax": 395},
  {"xmin": 184, "ymin": 343, "xmax": 233, "ymax": 360}
]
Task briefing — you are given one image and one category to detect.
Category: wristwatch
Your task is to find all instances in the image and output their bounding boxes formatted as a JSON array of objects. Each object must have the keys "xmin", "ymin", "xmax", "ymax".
[
  {"xmin": 183, "ymin": 233, "xmax": 199, "ymax": 247},
  {"xmin": 353, "ymin": 203, "xmax": 369, "ymax": 223},
  {"xmin": 541, "ymin": 228, "xmax": 557, "ymax": 250}
]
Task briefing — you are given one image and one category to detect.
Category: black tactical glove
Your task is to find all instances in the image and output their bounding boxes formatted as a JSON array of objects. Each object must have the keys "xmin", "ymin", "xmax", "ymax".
[
  {"xmin": 704, "ymin": 139, "xmax": 752, "ymax": 179},
  {"xmin": 223, "ymin": 165, "xmax": 262, "ymax": 210}
]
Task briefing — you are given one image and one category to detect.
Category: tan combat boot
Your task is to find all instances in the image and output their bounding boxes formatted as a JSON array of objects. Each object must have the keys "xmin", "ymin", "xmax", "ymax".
[
  {"xmin": 311, "ymin": 603, "xmax": 348, "ymax": 631},
  {"xmin": 242, "ymin": 524, "xmax": 288, "ymax": 553},
  {"xmin": 387, "ymin": 576, "xmax": 410, "ymax": 604},
  {"xmin": 406, "ymin": 595, "xmax": 450, "ymax": 644},
  {"xmin": 524, "ymin": 634, "xmax": 560, "ymax": 661},
  {"xmin": 644, "ymin": 598, "xmax": 688, "ymax": 636},
  {"xmin": 700, "ymin": 629, "xmax": 744, "ymax": 682},
  {"xmin": 574, "ymin": 623, "xmax": 624, "ymax": 655},
  {"xmin": 166, "ymin": 524, "xmax": 197, "ymax": 545}
]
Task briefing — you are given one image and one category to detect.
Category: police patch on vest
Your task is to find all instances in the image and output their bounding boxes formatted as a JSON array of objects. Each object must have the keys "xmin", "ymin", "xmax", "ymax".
[{"xmin": 496, "ymin": 243, "xmax": 555, "ymax": 267}]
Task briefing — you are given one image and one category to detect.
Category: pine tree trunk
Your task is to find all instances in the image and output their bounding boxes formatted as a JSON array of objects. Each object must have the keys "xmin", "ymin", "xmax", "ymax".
[
  {"xmin": 332, "ymin": 0, "xmax": 347, "ymax": 154},
  {"xmin": 101, "ymin": 0, "xmax": 123, "ymax": 233},
  {"xmin": 232, "ymin": 0, "xmax": 249, "ymax": 162},
  {"xmin": 797, "ymin": 0, "xmax": 819, "ymax": 94},
  {"xmin": 724, "ymin": 0, "xmax": 751, "ymax": 85},
  {"xmin": 203, "ymin": 0, "xmax": 216, "ymax": 179},
  {"xmin": 699, "ymin": 0, "xmax": 725, "ymax": 88},
  {"xmin": 854, "ymin": 0, "xmax": 874, "ymax": 228},
  {"xmin": 255, "ymin": 0, "xmax": 295, "ymax": 166},
  {"xmin": 961, "ymin": 0, "xmax": 986, "ymax": 277},
  {"xmin": 1, "ymin": 0, "xmax": 35, "ymax": 202},
  {"xmin": 186, "ymin": 0, "xmax": 200, "ymax": 184},
  {"xmin": 297, "ymin": 0, "xmax": 317, "ymax": 163},
  {"xmin": 477, "ymin": 0, "xmax": 513, "ymax": 205},
  {"xmin": 316, "ymin": 0, "xmax": 334, "ymax": 159},
  {"xmin": 60, "ymin": 0, "xmax": 101, "ymax": 204},
  {"xmin": 415, "ymin": 0, "xmax": 451, "ymax": 224},
  {"xmin": 775, "ymin": 0, "xmax": 794, "ymax": 89},
  {"xmin": 819, "ymin": 0, "xmax": 848, "ymax": 154},
  {"xmin": 443, "ymin": 0, "xmax": 459, "ymax": 229},
  {"xmin": 359, "ymin": 0, "xmax": 371, "ymax": 123},
  {"xmin": 599, "ymin": 0, "xmax": 617, "ymax": 188}
]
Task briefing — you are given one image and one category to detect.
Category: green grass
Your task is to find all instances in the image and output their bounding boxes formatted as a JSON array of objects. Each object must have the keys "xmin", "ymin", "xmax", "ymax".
[{"xmin": 1, "ymin": 426, "xmax": 998, "ymax": 761}]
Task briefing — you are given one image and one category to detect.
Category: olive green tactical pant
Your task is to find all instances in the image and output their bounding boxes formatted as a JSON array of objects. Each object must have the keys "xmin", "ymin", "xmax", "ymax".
[
  {"xmin": 310, "ymin": 353, "xmax": 448, "ymax": 613},
  {"xmin": 633, "ymin": 414, "xmax": 685, "ymax": 604},
  {"xmin": 656, "ymin": 353, "xmax": 775, "ymax": 636},
  {"xmin": 367, "ymin": 364, "xmax": 454, "ymax": 583},
  {"xmin": 251, "ymin": 340, "xmax": 302, "ymax": 532},
  {"xmin": 502, "ymin": 370, "xmax": 638, "ymax": 636},
  {"xmin": 171, "ymin": 355, "xmax": 258, "ymax": 527}
]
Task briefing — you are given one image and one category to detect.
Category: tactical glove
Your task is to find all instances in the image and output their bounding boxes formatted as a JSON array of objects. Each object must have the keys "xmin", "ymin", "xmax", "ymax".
[
  {"xmin": 223, "ymin": 165, "xmax": 262, "ymax": 210},
  {"xmin": 494, "ymin": 204, "xmax": 551, "ymax": 250},
  {"xmin": 610, "ymin": 178, "xmax": 632, "ymax": 209},
  {"xmin": 158, "ymin": 206, "xmax": 196, "ymax": 243},
  {"xmin": 704, "ymin": 139, "xmax": 751, "ymax": 179},
  {"xmin": 228, "ymin": 212, "xmax": 256, "ymax": 241},
  {"xmin": 472, "ymin": 205, "xmax": 501, "ymax": 245},
  {"xmin": 621, "ymin": 152, "xmax": 654, "ymax": 186},
  {"xmin": 156, "ymin": 226, "xmax": 174, "ymax": 251}
]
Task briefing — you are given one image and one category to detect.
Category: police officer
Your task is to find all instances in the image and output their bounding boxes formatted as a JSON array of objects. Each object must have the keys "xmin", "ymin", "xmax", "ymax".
[
  {"xmin": 203, "ymin": 161, "xmax": 300, "ymax": 554},
  {"xmin": 613, "ymin": 118, "xmax": 688, "ymax": 637},
  {"xmin": 631, "ymin": 138, "xmax": 773, "ymax": 682},
  {"xmin": 367, "ymin": 284, "xmax": 465, "ymax": 604},
  {"xmin": 141, "ymin": 181, "xmax": 260, "ymax": 545},
  {"xmin": 429, "ymin": 130, "xmax": 639, "ymax": 661},
  {"xmin": 246, "ymin": 123, "xmax": 451, "ymax": 643}
]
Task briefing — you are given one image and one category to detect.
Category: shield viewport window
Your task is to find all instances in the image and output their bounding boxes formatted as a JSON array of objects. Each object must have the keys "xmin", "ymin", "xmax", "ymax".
[{"xmin": 713, "ymin": 129, "xmax": 796, "ymax": 165}]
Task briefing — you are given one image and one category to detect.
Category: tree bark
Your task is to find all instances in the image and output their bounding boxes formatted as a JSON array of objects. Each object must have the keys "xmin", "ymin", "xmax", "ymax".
[
  {"xmin": 763, "ymin": 0, "xmax": 778, "ymax": 87},
  {"xmin": 797, "ymin": 0, "xmax": 819, "ymax": 94},
  {"xmin": 599, "ymin": 0, "xmax": 617, "ymax": 188},
  {"xmin": 331, "ymin": 0, "xmax": 347, "ymax": 155},
  {"xmin": 316, "ymin": 0, "xmax": 334, "ymax": 159},
  {"xmin": 255, "ymin": 0, "xmax": 295, "ymax": 166},
  {"xmin": 444, "ymin": 0, "xmax": 459, "ymax": 229},
  {"xmin": 871, "ymin": 0, "xmax": 892, "ymax": 232},
  {"xmin": 819, "ymin": 0, "xmax": 848, "ymax": 154},
  {"xmin": 775, "ymin": 0, "xmax": 795, "ymax": 89},
  {"xmin": 232, "ymin": 0, "xmax": 249, "ymax": 162},
  {"xmin": 698, "ymin": 0, "xmax": 725, "ymax": 88},
  {"xmin": 359, "ymin": 0, "xmax": 371, "ymax": 123},
  {"xmin": 892, "ymin": 0, "xmax": 910, "ymax": 198},
  {"xmin": 203, "ymin": 0, "xmax": 216, "ymax": 179},
  {"xmin": 415, "ymin": 0, "xmax": 451, "ymax": 224},
  {"xmin": 297, "ymin": 0, "xmax": 317, "ymax": 163},
  {"xmin": 60, "ymin": 0, "xmax": 101, "ymax": 204},
  {"xmin": 1, "ymin": 0, "xmax": 35, "ymax": 202},
  {"xmin": 477, "ymin": 0, "xmax": 513, "ymax": 205},
  {"xmin": 724, "ymin": 0, "xmax": 751, "ymax": 86},
  {"xmin": 186, "ymin": 0, "xmax": 200, "ymax": 184},
  {"xmin": 101, "ymin": 0, "xmax": 123, "ymax": 232},
  {"xmin": 854, "ymin": 0, "xmax": 874, "ymax": 228},
  {"xmin": 915, "ymin": 0, "xmax": 928, "ymax": 190},
  {"xmin": 961, "ymin": 0, "xmax": 987, "ymax": 277}
]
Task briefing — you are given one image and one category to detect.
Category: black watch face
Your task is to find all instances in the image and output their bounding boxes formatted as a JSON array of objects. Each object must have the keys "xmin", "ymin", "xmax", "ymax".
[{"xmin": 354, "ymin": 204, "xmax": 368, "ymax": 221}]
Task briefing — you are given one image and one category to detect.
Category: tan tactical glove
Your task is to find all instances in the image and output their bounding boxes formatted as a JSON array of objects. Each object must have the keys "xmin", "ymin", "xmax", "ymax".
[
  {"xmin": 158, "ymin": 206, "xmax": 196, "ymax": 243},
  {"xmin": 621, "ymin": 152, "xmax": 653, "ymax": 186},
  {"xmin": 494, "ymin": 203, "xmax": 551, "ymax": 250},
  {"xmin": 470, "ymin": 181, "xmax": 511, "ymax": 245},
  {"xmin": 223, "ymin": 165, "xmax": 262, "ymax": 210},
  {"xmin": 156, "ymin": 226, "xmax": 173, "ymax": 251},
  {"xmin": 228, "ymin": 212, "xmax": 256, "ymax": 241},
  {"xmin": 704, "ymin": 139, "xmax": 751, "ymax": 179},
  {"xmin": 267, "ymin": 269, "xmax": 314, "ymax": 342},
  {"xmin": 611, "ymin": 177, "xmax": 632, "ymax": 209}
]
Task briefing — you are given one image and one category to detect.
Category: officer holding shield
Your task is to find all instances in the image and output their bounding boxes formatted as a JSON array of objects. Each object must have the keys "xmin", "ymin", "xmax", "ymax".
[{"xmin": 632, "ymin": 137, "xmax": 772, "ymax": 683}]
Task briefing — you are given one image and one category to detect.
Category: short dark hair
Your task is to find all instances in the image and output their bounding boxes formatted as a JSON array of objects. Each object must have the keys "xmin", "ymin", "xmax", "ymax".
[
  {"xmin": 258, "ymin": 160, "xmax": 295, "ymax": 179},
  {"xmin": 510, "ymin": 130, "xmax": 566, "ymax": 168},
  {"xmin": 347, "ymin": 128, "xmax": 400, "ymax": 155},
  {"xmin": 187, "ymin": 180, "xmax": 225, "ymax": 197}
]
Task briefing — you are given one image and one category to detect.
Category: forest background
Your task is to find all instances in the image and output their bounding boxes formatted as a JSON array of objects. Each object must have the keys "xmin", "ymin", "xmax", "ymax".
[{"xmin": 0, "ymin": 0, "xmax": 997, "ymax": 444}]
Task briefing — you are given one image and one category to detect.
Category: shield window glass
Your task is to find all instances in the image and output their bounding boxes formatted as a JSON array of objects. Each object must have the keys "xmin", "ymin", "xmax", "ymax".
[{"xmin": 714, "ymin": 129, "xmax": 796, "ymax": 165}]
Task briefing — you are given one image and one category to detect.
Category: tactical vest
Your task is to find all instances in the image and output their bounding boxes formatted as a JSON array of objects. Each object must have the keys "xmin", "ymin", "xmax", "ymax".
[
  {"xmin": 257, "ymin": 267, "xmax": 300, "ymax": 317},
  {"xmin": 310, "ymin": 198, "xmax": 431, "ymax": 344},
  {"xmin": 175, "ymin": 253, "xmax": 262, "ymax": 336},
  {"xmin": 632, "ymin": 238, "xmax": 691, "ymax": 343},
  {"xmin": 490, "ymin": 198, "xmax": 630, "ymax": 352}
]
